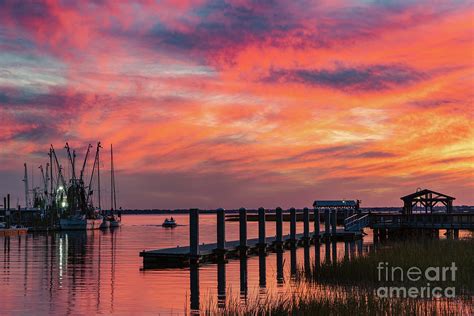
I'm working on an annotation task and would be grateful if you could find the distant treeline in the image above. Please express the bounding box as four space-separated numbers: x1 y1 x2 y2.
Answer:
120 205 474 215
120 207 402 215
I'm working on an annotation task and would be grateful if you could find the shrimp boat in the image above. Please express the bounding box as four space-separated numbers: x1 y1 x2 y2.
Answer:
162 217 177 228
57 142 107 230
18 142 118 231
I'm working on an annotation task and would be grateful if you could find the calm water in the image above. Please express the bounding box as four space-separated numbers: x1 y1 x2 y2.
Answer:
0 214 467 315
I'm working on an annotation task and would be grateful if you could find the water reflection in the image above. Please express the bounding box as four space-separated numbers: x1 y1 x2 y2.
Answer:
304 245 311 276
187 238 374 312
239 256 248 302
276 249 284 285
217 261 226 309
290 246 297 278
332 241 337 263
314 241 321 268
258 251 266 291
190 263 199 313
0 215 402 314
357 238 363 256
2 216 471 315
325 240 330 263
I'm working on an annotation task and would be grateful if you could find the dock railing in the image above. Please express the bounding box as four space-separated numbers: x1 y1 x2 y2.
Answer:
344 214 369 231
369 212 474 229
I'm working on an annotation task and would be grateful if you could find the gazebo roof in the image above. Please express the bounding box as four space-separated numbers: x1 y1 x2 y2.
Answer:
401 189 455 201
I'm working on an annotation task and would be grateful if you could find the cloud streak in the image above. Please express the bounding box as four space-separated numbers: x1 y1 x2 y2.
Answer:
264 64 426 92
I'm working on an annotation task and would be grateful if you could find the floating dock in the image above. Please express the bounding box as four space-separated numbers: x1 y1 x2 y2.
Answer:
140 207 363 268
140 230 361 268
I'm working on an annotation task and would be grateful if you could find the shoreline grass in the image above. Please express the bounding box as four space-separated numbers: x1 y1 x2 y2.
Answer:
311 238 474 294
203 236 473 315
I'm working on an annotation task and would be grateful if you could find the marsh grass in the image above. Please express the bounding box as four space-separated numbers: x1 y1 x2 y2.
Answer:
311 238 474 294
204 283 472 315
203 237 473 315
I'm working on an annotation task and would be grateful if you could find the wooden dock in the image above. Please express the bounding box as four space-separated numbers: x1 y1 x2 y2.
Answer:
140 230 361 268
140 207 363 268
139 201 474 269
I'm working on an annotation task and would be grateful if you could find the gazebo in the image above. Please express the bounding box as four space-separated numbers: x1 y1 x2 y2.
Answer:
401 189 454 214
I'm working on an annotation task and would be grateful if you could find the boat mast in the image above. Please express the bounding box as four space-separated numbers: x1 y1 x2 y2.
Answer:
113 145 117 211
65 142 77 181
86 142 102 209
110 144 117 211
39 164 49 200
97 142 102 210
51 145 66 189
49 148 54 208
110 144 113 211
80 144 93 183
23 163 30 208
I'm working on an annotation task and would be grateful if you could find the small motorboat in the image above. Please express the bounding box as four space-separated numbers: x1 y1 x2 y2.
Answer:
107 214 122 228
162 217 177 228
99 217 110 229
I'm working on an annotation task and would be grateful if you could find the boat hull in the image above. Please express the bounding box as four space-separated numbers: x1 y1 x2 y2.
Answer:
109 220 121 227
99 220 110 229
162 223 177 228
60 218 103 230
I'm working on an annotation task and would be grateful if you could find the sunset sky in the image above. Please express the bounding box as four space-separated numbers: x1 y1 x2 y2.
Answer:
0 0 473 209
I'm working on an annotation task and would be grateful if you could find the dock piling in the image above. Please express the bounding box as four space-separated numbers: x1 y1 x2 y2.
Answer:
7 194 10 229
453 229 459 239
275 207 283 248
303 207 310 244
216 208 226 255
239 208 247 254
331 209 337 236
190 208 200 261
258 207 266 248
313 208 320 240
290 207 296 244
324 209 330 237
3 197 7 229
